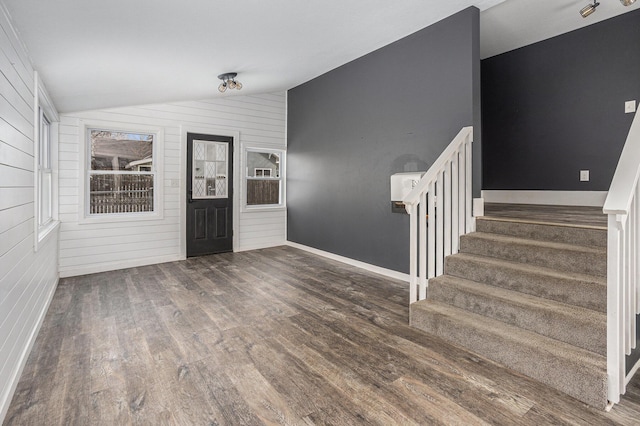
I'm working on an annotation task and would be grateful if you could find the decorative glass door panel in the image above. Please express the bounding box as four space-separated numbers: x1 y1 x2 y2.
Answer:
192 140 228 199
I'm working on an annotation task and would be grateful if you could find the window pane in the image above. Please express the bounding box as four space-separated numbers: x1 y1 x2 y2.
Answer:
39 108 51 169
39 171 52 225
89 173 154 214
193 140 228 199
90 130 153 171
247 179 280 205
247 151 279 178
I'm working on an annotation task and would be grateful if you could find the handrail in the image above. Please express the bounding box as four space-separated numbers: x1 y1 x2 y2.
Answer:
603 110 640 406
402 127 474 304
403 127 473 209
604 111 640 215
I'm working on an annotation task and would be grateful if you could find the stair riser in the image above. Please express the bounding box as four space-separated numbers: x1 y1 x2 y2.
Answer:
476 219 607 248
444 255 606 312
428 278 606 355
410 306 607 408
459 235 606 277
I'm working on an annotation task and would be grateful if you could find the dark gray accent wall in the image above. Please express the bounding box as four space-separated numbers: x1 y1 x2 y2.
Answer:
482 9 640 191
287 7 480 273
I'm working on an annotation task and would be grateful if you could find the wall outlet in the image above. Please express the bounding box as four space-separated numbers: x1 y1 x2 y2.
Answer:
580 170 590 182
626 100 637 114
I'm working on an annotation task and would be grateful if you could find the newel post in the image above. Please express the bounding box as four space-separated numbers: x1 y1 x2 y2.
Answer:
607 213 627 402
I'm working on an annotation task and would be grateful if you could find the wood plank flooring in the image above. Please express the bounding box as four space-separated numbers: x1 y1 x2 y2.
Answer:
4 246 640 425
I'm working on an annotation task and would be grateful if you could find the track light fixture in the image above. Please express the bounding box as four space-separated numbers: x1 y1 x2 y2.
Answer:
217 72 243 93
580 0 600 17
581 0 636 18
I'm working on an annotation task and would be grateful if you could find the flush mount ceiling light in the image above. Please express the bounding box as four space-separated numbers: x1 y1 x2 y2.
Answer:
580 0 600 17
217 72 243 93
581 0 636 17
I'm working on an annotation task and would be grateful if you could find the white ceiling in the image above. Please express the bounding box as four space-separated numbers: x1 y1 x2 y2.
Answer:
2 0 638 113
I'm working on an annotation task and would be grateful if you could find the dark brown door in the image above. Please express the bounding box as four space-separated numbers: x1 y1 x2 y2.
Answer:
186 133 233 257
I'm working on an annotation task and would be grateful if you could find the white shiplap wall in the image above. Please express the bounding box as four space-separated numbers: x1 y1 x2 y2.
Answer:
0 6 59 423
59 93 287 277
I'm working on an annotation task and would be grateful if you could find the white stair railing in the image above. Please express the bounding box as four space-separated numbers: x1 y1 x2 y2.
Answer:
604 110 640 405
402 127 474 304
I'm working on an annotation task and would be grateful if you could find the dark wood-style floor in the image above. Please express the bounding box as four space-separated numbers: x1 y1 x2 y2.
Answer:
5 246 640 425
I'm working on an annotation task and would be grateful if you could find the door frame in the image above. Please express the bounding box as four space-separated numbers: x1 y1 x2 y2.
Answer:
179 125 240 258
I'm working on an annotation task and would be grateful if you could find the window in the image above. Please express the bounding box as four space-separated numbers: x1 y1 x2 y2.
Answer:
37 107 52 228
86 129 157 216
34 71 59 249
244 148 285 208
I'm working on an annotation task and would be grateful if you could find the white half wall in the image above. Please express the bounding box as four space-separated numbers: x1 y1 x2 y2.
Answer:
58 93 287 277
0 6 60 423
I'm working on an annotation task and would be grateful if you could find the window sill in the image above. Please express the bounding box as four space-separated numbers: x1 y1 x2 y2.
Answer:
79 211 164 225
242 205 287 213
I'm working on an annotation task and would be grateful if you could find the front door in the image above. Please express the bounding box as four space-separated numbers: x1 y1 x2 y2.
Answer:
186 133 233 257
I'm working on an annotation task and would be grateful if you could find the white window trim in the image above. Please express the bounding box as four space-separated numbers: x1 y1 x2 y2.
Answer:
78 120 164 224
242 145 286 212
34 71 60 251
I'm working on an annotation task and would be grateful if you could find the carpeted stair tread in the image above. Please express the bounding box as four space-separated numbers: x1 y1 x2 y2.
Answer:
459 232 607 277
444 252 606 312
410 300 607 408
428 274 606 355
476 217 607 248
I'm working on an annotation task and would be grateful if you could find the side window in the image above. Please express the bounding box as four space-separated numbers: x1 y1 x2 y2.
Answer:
244 148 285 208
87 129 156 215
37 108 52 227
34 71 59 249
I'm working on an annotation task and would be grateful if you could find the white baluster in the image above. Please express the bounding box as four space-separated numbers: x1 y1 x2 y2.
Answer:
458 149 466 244
444 161 452 257
465 138 473 233
409 202 418 304
451 152 459 255
419 192 427 301
428 181 436 281
625 216 632 355
436 172 444 276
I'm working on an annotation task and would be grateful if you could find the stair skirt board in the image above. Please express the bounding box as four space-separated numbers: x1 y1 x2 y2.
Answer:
410 215 608 408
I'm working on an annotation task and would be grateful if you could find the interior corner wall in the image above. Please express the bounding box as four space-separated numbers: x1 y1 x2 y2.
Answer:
0 8 59 424
481 9 640 191
287 7 480 273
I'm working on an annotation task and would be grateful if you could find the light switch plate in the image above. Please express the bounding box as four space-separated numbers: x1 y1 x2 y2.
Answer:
580 170 589 182
626 100 637 114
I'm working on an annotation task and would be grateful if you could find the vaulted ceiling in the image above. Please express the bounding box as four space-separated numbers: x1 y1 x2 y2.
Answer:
2 0 638 113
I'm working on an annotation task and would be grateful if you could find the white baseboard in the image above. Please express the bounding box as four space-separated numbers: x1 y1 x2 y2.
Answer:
0 277 58 423
286 241 410 282
482 190 607 207
234 240 287 253
59 254 185 278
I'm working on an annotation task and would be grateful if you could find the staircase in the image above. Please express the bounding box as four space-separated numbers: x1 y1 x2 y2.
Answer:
410 206 609 408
